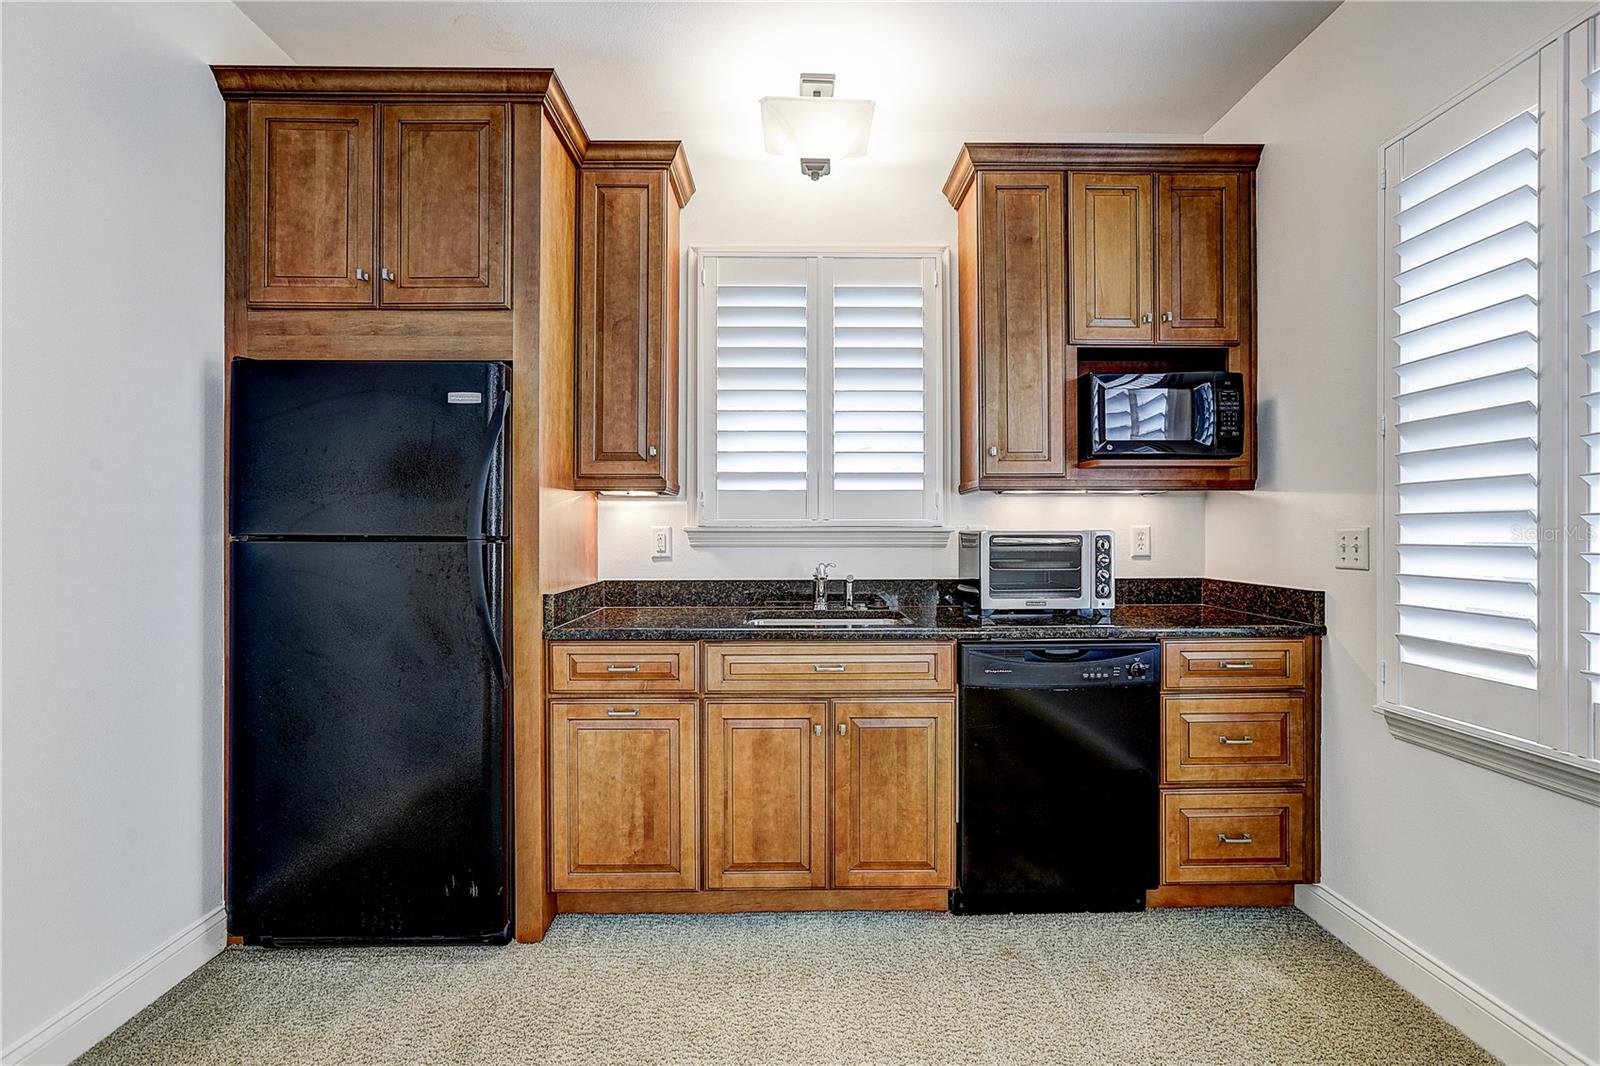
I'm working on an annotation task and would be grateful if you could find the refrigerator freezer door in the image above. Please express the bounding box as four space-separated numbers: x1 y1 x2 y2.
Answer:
228 540 508 942
230 359 506 538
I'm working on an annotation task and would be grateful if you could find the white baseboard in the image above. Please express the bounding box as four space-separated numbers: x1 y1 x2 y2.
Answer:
1 906 227 1066
1296 884 1594 1066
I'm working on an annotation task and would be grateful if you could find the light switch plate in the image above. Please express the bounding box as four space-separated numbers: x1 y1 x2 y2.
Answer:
1336 527 1369 570
650 525 672 560
1131 524 1152 559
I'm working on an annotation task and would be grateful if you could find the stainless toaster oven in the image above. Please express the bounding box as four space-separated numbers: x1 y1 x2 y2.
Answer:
958 530 1115 611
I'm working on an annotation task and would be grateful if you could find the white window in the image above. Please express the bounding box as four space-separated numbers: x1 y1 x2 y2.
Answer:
1380 29 1600 799
692 250 944 529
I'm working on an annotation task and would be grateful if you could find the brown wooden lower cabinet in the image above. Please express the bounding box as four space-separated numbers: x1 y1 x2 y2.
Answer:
704 701 829 890
548 699 698 891
1161 790 1306 884
832 700 957 889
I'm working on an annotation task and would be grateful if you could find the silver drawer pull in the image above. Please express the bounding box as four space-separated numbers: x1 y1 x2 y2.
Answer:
1217 833 1254 845
1217 735 1255 746
813 724 823 736
606 708 640 717
1219 660 1257 669
813 664 847 672
605 664 641 673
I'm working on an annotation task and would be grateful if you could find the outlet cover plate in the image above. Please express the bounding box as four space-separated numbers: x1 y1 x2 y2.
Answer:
1131 524 1152 559
650 525 672 560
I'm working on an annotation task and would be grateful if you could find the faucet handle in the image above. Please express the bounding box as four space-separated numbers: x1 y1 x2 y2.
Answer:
814 562 836 580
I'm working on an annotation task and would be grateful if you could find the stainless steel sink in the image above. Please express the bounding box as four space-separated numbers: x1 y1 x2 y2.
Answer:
742 608 910 629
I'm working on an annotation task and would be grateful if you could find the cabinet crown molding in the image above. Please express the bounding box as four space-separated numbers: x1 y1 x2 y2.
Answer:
212 65 592 161
943 142 1264 207
583 141 697 207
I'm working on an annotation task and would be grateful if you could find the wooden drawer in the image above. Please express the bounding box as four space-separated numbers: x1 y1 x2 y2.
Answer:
548 642 697 693
1162 695 1306 784
1162 790 1306 884
703 642 955 694
1163 639 1307 691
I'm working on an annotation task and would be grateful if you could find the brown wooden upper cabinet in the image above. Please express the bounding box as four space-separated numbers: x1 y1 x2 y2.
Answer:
944 143 1260 491
575 148 694 493
1070 170 1241 345
976 171 1069 482
247 101 508 308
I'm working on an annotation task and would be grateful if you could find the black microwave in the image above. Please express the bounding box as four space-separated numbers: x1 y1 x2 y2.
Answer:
1081 371 1244 460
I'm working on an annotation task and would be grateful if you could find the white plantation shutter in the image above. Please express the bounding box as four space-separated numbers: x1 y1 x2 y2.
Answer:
705 256 811 522
696 251 942 527
1383 62 1547 742
826 257 938 522
1576 54 1600 757
1380 23 1600 785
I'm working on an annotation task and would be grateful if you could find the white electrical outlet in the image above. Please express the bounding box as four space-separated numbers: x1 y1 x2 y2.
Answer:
650 525 672 560
1131 524 1152 559
1336 527 1369 570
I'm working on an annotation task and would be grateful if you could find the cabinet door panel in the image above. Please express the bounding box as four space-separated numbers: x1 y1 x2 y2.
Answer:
248 103 375 306
979 172 1068 479
832 700 955 888
380 105 507 307
705 702 828 890
1157 172 1241 343
1069 172 1154 342
549 700 697 891
576 170 669 488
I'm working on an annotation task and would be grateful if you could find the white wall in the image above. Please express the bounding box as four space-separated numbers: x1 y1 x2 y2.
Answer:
0 2 288 1055
1204 3 1600 1060
599 129 1211 580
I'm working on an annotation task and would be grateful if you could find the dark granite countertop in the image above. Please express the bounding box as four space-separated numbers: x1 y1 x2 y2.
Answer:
544 578 1325 642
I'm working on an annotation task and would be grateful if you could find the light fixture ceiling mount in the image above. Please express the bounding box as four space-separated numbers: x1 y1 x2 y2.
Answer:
760 73 874 181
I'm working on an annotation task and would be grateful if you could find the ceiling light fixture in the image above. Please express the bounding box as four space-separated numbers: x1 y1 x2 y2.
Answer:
760 73 874 181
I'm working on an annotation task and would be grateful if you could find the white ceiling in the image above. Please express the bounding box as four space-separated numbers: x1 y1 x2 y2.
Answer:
234 1 1339 143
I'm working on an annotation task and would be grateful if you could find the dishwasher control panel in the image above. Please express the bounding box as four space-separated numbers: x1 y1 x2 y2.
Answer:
961 643 1161 689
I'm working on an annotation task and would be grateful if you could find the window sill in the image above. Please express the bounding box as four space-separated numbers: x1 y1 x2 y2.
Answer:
1376 702 1600 806
683 526 954 548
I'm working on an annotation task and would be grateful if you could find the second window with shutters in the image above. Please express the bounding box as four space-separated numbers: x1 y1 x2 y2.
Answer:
693 251 943 527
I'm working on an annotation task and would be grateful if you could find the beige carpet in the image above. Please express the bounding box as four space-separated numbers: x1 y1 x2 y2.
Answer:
76 908 1496 1065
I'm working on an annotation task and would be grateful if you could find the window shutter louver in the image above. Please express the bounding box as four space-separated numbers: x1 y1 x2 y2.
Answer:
1393 108 1541 689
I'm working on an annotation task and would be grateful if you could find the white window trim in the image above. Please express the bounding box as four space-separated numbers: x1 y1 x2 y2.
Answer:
684 246 954 544
1375 6 1600 803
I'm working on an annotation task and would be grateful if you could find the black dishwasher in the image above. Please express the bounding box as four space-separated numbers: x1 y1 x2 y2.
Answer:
953 642 1160 914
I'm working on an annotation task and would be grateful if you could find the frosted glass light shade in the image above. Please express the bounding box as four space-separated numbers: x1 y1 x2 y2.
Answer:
760 96 875 159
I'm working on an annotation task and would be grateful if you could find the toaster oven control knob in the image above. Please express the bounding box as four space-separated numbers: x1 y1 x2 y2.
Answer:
1097 553 1110 566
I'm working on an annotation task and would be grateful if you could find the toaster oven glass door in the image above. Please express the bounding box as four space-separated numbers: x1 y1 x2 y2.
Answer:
987 536 1083 599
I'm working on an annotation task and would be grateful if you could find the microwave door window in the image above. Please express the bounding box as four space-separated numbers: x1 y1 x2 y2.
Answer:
1104 389 1192 444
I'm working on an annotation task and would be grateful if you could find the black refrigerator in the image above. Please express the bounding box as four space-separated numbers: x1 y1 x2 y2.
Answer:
228 359 511 944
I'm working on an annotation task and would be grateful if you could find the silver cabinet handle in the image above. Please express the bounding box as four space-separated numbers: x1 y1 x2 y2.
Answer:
606 708 640 717
1217 833 1253 845
1161 311 1173 322
1219 661 1256 670
1141 313 1152 323
813 663 847 672
1217 735 1255 745
837 723 847 735
605 664 641 673
647 445 658 457
988 445 999 457
813 724 823 736
381 267 396 282
355 267 370 282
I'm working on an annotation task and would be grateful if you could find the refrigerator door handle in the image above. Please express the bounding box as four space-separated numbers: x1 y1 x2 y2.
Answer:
470 386 510 539
468 542 509 686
